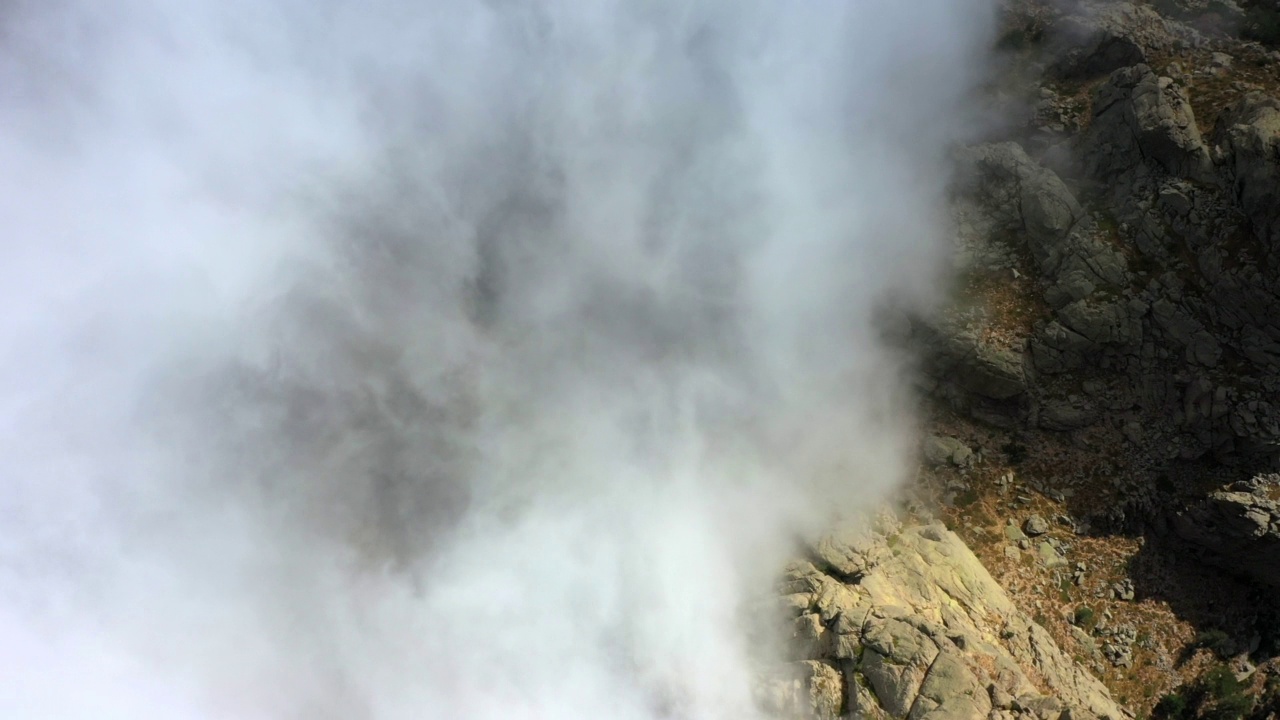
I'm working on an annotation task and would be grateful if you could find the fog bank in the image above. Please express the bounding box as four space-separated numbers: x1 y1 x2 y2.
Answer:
0 1 993 717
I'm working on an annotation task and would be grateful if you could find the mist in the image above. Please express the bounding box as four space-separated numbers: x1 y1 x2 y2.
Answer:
0 1 994 718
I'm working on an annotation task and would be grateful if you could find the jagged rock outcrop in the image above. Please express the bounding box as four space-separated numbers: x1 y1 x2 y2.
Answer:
1084 64 1215 182
917 318 1029 428
1152 0 1246 29
954 140 1132 299
758 661 849 720
1172 473 1280 588
906 0 1280 714
943 141 1142 430
953 143 1128 308
761 522 1129 720
941 48 1280 458
1046 2 1187 80
1213 92 1280 246
954 142 1086 263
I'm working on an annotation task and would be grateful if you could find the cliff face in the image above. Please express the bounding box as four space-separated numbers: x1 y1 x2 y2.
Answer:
767 1 1280 717
934 29 1280 469
937 0 1280 589
760 520 1128 720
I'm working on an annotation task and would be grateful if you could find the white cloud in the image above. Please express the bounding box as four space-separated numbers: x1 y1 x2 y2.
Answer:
0 1 994 717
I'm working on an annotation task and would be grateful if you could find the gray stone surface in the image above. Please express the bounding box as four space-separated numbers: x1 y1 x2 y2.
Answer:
924 436 975 468
1047 2 1183 79
1023 515 1050 537
1084 64 1214 182
1214 93 1280 246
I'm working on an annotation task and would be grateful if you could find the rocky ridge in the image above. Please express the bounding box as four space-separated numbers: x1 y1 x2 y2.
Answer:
770 1 1280 717
759 518 1128 720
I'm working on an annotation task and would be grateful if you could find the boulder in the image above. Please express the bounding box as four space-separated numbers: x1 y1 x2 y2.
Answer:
1172 473 1280 588
811 524 888 580
950 340 1028 402
1024 515 1051 537
1047 2 1182 79
908 652 990 720
1084 64 1214 183
756 660 845 720
1151 0 1246 34
954 143 1130 313
954 142 1085 274
1030 320 1094 374
1057 298 1144 349
1213 93 1280 246
774 522 1129 720
862 616 942 717
924 435 976 468
1040 396 1101 431
915 319 1029 427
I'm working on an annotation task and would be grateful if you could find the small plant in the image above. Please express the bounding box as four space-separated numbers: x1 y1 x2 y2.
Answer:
1196 629 1235 657
1155 692 1188 720
1202 666 1253 720
1073 606 1096 628
954 488 980 508
1203 666 1242 699
1153 666 1256 720
1266 672 1280 697
1002 441 1028 465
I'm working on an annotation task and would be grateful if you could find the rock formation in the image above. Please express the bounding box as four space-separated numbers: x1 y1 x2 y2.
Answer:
771 0 1280 716
1173 473 1280 589
760 520 1129 719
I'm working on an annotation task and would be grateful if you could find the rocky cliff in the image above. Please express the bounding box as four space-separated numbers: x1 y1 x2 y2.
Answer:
767 1 1280 717
760 519 1129 720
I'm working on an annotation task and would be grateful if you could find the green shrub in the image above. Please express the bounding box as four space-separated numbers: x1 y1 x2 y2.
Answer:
1155 692 1188 720
1073 606 1096 628
1153 665 1254 720
954 488 980 508
1196 629 1235 657
1204 693 1253 720
1201 666 1253 720
1204 666 1243 698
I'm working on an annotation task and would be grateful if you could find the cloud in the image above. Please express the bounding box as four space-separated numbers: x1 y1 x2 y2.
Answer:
0 1 994 717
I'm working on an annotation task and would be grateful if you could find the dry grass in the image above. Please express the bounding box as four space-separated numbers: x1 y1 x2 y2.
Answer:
1161 49 1280 137
946 238 1051 352
912 364 1262 710
919 400 1264 716
932 465 1195 715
